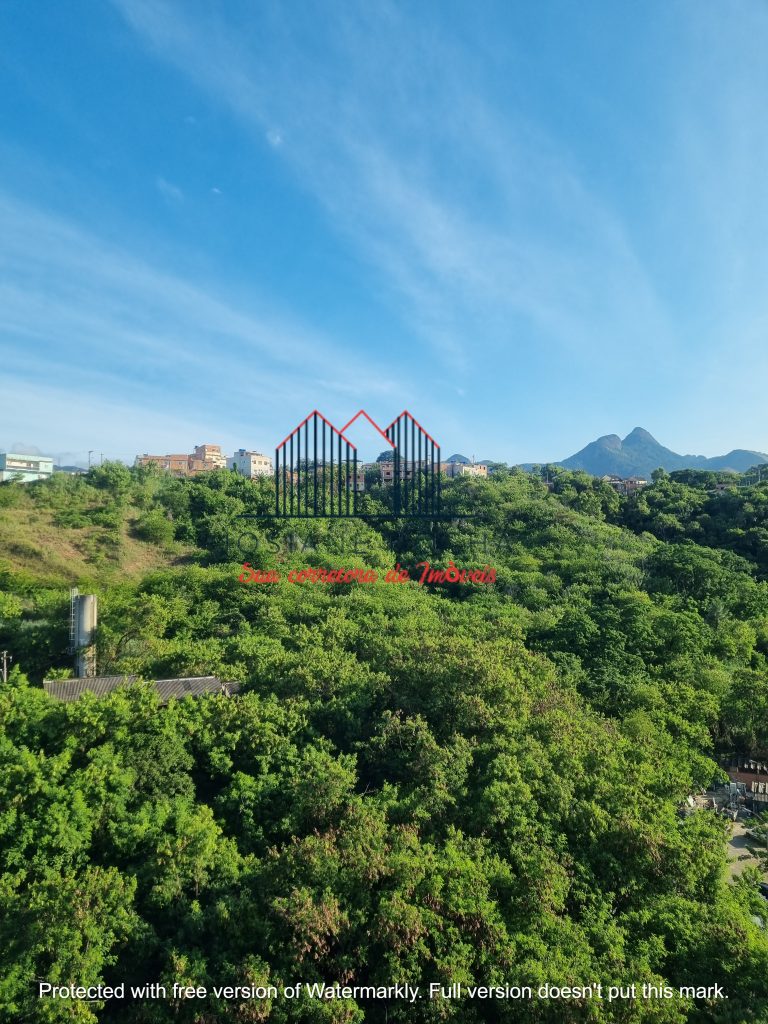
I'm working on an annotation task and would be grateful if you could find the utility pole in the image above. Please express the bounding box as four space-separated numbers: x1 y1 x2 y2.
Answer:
1 650 11 683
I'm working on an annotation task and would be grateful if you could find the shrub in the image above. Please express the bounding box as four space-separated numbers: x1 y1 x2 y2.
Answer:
133 509 175 546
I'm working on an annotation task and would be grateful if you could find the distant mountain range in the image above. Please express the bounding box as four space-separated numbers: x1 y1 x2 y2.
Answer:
544 427 768 478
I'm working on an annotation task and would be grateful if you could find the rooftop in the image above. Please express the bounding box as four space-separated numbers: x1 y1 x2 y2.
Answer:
43 674 240 703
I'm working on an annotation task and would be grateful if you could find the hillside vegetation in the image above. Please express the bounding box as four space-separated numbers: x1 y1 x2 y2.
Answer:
1 463 767 1023
0 465 197 586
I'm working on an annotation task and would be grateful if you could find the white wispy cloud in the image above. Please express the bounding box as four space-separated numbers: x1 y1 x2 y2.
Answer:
109 0 677 379
155 175 183 202
7 1 768 459
0 190 403 456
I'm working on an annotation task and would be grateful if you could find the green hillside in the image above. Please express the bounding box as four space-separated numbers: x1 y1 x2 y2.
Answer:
0 482 196 588
1 464 767 1023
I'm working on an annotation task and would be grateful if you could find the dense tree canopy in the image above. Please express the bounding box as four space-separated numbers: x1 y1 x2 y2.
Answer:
1 466 767 1022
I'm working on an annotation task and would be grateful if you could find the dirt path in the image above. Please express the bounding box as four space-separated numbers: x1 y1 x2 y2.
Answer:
726 822 766 879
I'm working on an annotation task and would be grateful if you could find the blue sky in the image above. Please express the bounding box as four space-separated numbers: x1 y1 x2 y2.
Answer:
1 0 767 465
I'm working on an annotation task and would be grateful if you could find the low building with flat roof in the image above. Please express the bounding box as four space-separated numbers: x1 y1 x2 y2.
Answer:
0 452 54 483
442 461 488 478
136 444 227 477
602 475 649 496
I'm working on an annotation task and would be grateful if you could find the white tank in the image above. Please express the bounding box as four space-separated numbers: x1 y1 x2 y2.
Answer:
75 594 98 677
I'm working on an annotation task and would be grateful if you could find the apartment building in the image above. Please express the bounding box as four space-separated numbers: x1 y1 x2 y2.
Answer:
228 449 273 478
192 444 226 469
379 460 420 484
0 452 54 483
137 443 226 477
377 459 487 484
135 454 188 475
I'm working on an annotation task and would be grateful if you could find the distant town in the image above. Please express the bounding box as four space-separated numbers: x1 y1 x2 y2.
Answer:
6 424 766 492
0 443 659 496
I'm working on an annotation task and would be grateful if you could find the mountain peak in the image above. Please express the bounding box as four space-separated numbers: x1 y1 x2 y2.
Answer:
557 428 768 477
623 427 658 446
595 434 622 449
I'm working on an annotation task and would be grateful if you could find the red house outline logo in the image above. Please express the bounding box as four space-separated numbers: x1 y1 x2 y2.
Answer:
274 409 441 518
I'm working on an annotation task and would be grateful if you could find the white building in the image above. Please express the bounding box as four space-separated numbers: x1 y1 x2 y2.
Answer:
228 449 273 478
0 452 54 483
443 461 488 478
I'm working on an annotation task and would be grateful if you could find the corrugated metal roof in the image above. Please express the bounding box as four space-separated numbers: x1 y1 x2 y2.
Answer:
43 675 137 701
43 675 241 703
154 676 240 701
